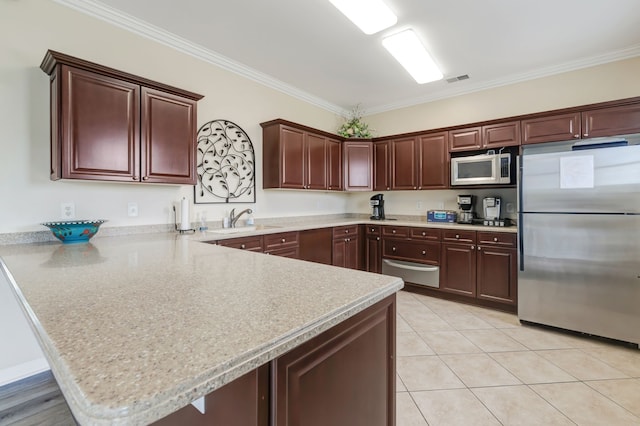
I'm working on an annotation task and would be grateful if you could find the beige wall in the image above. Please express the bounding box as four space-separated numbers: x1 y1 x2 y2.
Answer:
0 0 348 234
1 1 639 236
364 57 640 137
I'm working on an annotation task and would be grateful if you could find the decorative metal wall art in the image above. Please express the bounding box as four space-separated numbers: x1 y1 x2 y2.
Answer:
194 119 256 204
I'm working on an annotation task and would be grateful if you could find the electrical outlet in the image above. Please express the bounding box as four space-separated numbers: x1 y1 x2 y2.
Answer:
128 202 139 217
60 202 75 219
436 201 445 210
416 201 423 210
506 203 515 213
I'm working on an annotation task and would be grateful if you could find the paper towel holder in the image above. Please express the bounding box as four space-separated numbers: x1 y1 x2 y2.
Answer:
173 204 195 234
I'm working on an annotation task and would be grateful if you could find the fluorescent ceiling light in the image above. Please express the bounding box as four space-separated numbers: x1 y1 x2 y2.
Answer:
382 29 443 84
328 0 397 35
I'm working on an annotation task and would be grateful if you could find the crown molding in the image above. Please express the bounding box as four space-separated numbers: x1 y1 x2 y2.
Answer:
51 0 640 119
52 0 349 116
365 44 640 116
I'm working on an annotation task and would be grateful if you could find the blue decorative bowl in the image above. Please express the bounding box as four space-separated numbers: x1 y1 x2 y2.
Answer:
41 220 107 244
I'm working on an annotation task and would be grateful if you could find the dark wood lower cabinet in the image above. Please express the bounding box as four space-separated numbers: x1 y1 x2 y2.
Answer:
476 245 517 305
440 242 477 297
153 295 396 426
272 295 395 426
153 365 269 426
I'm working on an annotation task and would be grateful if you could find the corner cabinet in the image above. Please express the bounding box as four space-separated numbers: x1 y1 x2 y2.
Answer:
261 120 345 191
40 50 203 184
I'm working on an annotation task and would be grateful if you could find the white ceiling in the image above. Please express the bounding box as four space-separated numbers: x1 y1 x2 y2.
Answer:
59 0 640 115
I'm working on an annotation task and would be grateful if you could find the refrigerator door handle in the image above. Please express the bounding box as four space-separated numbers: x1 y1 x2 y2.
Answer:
517 154 524 271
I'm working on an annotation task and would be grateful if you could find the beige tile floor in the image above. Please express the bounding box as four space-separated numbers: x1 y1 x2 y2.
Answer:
395 291 640 426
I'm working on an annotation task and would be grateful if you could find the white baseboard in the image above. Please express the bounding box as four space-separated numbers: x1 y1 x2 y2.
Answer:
0 358 50 387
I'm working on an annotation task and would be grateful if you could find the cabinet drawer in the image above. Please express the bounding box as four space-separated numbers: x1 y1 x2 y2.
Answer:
365 225 382 236
477 231 516 247
264 232 299 250
265 246 300 258
333 225 359 239
442 230 476 244
382 239 440 265
217 236 263 251
410 227 441 241
382 226 410 238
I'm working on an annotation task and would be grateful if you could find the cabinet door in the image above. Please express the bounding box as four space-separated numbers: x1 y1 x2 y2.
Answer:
448 127 481 152
305 133 328 190
141 88 197 184
217 236 263 252
279 126 306 189
521 113 581 145
440 243 476 297
272 296 395 426
343 141 373 191
327 138 343 191
483 121 520 148
59 65 140 181
332 238 347 268
417 132 448 189
476 246 517 305
391 137 418 190
582 104 640 138
373 141 391 191
366 235 382 273
345 237 359 270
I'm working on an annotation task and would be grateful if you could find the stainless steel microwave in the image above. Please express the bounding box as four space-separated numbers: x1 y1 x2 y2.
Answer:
451 152 511 186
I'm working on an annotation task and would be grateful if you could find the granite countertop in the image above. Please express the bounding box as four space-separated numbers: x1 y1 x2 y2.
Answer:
194 216 517 241
0 233 403 425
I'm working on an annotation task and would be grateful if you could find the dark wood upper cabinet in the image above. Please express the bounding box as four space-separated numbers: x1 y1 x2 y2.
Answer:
522 104 640 145
521 113 581 145
582 103 640 138
482 121 521 149
41 50 202 184
141 87 197 184
448 127 482 152
305 133 328 190
391 137 418 190
327 138 343 191
450 123 520 152
343 140 373 191
263 120 356 191
417 131 448 189
373 140 391 191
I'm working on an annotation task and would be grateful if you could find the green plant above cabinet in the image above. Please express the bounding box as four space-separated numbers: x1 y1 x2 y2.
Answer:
41 50 203 184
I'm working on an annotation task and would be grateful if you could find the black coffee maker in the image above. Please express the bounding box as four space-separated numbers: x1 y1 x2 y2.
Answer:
370 194 385 220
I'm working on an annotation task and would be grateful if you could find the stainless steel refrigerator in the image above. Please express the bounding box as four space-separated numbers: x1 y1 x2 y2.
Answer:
518 136 640 346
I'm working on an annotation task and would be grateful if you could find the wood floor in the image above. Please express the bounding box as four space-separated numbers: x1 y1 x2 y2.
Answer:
0 371 75 426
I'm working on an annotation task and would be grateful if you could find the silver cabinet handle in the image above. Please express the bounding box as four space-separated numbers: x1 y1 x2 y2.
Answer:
132 176 138 181
421 250 426 255
281 238 286 243
240 244 246 249
392 247 396 252
142 176 149 181
471 245 475 250
493 237 498 242
478 246 482 250
455 234 460 239
376 237 380 241
392 229 396 234
574 134 580 138
382 259 439 272
584 133 589 137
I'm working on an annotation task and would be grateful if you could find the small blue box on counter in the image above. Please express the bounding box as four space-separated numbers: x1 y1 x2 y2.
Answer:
427 210 457 223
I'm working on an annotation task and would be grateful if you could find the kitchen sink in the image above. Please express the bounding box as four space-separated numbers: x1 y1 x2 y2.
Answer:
205 225 281 234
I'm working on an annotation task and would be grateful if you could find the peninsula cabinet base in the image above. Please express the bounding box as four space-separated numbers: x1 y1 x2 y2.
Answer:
154 295 397 426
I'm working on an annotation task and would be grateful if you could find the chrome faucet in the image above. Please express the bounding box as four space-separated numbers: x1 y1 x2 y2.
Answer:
229 208 253 228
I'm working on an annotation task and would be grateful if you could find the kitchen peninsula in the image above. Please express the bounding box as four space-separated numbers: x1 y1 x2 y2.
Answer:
0 234 402 425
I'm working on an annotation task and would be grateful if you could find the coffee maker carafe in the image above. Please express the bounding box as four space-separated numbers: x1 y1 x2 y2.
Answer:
457 195 475 224
370 194 385 220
